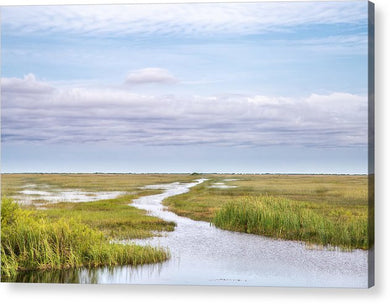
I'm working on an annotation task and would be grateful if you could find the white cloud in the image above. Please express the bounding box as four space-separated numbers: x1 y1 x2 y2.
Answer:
1 2 367 38
125 68 178 85
1 73 55 95
1 75 368 148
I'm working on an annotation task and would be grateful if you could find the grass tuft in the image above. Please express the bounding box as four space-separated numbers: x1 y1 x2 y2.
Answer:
163 174 369 250
213 195 368 250
1 198 169 280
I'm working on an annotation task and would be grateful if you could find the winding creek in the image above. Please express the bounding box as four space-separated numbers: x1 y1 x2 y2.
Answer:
15 179 368 287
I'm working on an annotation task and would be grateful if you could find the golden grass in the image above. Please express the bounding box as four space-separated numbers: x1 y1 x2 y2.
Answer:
1 173 196 196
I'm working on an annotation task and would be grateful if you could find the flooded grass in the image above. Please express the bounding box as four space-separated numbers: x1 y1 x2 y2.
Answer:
1 198 170 280
14 187 126 205
1 173 196 197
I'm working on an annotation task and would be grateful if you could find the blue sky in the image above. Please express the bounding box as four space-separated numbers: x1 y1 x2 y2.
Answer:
1 1 369 173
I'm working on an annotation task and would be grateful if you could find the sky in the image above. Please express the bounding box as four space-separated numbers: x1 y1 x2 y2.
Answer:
1 1 370 174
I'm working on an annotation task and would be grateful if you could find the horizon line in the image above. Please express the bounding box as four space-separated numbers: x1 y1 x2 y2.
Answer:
0 172 369 175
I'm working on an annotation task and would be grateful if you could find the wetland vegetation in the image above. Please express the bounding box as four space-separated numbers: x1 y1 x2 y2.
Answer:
1 173 369 281
164 174 369 249
1 174 194 280
1 198 170 279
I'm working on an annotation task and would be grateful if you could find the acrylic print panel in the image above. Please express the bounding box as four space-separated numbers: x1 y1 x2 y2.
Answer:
0 1 374 287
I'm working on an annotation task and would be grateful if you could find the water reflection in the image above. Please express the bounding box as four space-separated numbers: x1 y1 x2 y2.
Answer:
5 263 168 284
5 268 85 284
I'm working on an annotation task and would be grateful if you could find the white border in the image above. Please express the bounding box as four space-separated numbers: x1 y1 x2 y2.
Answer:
0 0 389 303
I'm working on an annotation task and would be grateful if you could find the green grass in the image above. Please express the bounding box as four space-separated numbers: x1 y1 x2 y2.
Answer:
1 173 370 280
1 174 197 280
213 195 368 250
163 174 369 249
39 192 176 240
1 198 170 279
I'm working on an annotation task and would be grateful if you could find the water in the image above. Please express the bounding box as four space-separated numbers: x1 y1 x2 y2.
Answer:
11 179 368 287
13 184 125 206
208 182 237 189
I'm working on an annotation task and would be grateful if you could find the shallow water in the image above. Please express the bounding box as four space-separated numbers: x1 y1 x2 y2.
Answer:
208 180 238 189
209 183 237 189
13 184 125 205
11 179 368 287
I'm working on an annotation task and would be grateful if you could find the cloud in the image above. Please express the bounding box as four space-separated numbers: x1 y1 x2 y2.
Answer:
1 75 367 148
1 2 367 38
125 68 178 85
1 73 55 95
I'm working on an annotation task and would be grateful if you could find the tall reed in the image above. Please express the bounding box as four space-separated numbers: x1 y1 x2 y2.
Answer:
213 195 367 250
1 198 169 279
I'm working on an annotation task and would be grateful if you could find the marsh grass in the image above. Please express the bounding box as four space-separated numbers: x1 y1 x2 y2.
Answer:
1 173 196 196
213 196 367 250
39 192 176 239
1 198 169 279
1 174 202 280
164 174 369 249
1 174 193 280
1 173 370 280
